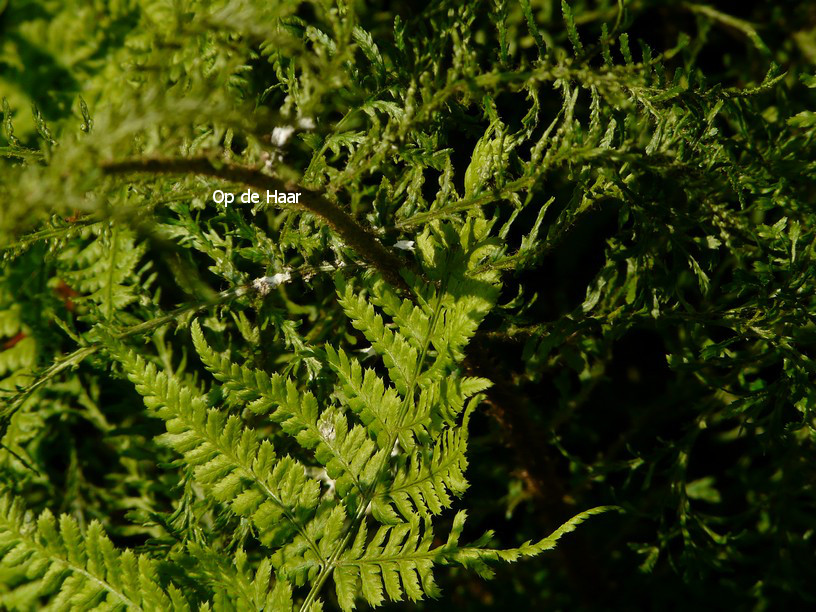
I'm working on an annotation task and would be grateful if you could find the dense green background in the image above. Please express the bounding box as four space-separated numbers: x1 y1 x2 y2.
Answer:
2 0 816 609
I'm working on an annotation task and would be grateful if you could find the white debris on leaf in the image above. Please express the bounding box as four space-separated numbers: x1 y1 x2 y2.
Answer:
356 346 376 360
393 240 415 251
261 150 279 170
309 467 336 498
252 271 291 296
318 418 336 443
270 125 296 147
297 116 316 130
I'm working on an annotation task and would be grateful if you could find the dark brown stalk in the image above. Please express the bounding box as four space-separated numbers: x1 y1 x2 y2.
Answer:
101 157 410 291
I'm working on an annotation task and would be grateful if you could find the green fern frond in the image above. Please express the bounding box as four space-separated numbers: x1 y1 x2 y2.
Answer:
192 321 384 508
324 345 415 450
335 276 420 397
58 222 152 321
185 543 294 611
371 422 470 522
334 517 440 609
191 319 281 412
1 217 101 261
107 340 322 550
366 275 433 353
443 506 621 579
561 1 584 56
0 492 185 611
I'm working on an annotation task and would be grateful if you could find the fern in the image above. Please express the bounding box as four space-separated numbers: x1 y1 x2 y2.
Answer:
3 0 813 609
57 222 154 321
0 494 186 610
107 340 322 551
91 211 609 609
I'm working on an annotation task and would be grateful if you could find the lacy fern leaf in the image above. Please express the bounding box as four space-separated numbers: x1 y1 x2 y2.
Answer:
21 0 808 607
0 493 185 611
107 341 322 550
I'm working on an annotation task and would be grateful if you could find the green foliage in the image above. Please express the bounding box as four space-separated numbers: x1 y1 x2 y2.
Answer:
1 0 816 609
0 494 188 610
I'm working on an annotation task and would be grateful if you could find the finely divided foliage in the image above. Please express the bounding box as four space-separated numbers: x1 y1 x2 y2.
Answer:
1 0 815 609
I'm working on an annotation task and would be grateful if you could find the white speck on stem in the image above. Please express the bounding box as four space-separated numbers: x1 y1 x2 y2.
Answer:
252 271 291 296
393 240 415 251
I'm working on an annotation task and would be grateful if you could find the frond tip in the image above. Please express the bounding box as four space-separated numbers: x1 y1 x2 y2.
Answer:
494 505 622 561
442 506 621 578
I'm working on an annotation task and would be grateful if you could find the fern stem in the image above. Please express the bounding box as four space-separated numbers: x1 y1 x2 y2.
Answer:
104 223 119 320
64 563 140 611
299 284 447 610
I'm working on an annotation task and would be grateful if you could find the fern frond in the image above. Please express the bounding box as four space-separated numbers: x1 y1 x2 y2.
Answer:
366 275 433 352
58 222 152 321
191 319 280 412
442 506 620 578
335 276 420 396
434 376 492 427
107 341 322 550
371 423 469 522
324 345 415 450
186 543 294 612
493 506 622 561
192 321 384 507
0 492 185 611
1 217 101 260
416 219 502 366
334 517 440 610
